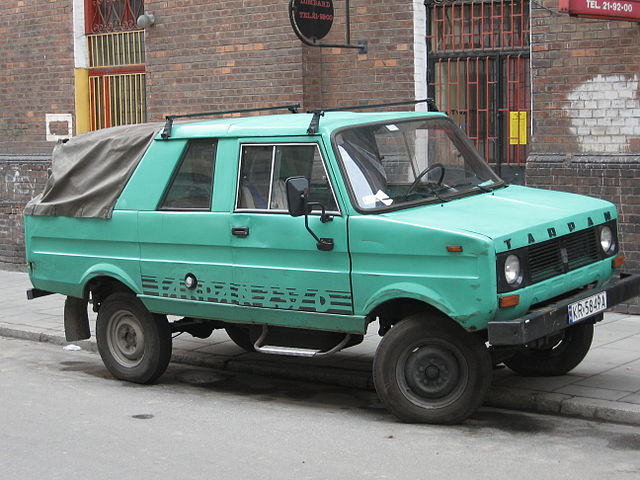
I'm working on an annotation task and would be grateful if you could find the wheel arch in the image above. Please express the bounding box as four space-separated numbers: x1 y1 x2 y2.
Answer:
363 283 456 335
79 263 141 304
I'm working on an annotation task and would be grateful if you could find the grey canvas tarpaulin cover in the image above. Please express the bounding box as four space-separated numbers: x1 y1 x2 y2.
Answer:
25 122 161 219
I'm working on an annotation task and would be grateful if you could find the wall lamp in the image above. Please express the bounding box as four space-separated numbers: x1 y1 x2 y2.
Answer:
136 12 155 29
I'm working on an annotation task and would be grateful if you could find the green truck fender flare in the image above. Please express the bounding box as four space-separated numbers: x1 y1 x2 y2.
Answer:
361 282 454 320
79 263 142 298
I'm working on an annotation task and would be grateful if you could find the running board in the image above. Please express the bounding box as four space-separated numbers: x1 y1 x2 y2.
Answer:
253 326 352 358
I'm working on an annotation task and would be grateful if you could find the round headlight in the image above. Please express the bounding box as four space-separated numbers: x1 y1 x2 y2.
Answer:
600 226 614 254
504 254 522 285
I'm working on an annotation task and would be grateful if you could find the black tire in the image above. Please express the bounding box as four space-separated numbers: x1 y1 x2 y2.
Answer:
225 325 255 352
373 315 492 424
504 322 594 376
96 293 172 384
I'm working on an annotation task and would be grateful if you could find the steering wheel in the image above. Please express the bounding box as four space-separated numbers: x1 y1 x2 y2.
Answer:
405 163 446 197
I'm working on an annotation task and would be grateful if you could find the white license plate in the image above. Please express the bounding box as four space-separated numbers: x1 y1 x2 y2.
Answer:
568 292 607 324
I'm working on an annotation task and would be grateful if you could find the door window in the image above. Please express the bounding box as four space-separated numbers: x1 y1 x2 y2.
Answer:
236 144 338 213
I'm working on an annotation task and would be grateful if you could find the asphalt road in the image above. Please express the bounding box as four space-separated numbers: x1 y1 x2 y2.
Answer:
1 336 639 480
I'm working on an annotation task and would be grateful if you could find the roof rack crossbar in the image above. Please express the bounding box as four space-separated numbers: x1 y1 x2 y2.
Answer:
322 98 438 113
161 103 301 140
306 98 438 135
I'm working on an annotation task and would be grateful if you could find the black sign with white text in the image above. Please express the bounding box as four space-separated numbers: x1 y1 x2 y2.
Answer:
290 0 334 42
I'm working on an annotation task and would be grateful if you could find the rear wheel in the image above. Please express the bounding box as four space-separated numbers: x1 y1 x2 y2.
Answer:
504 322 594 376
96 293 172 384
373 315 492 424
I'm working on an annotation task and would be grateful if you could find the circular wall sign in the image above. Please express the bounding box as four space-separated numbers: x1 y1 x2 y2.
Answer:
290 0 334 42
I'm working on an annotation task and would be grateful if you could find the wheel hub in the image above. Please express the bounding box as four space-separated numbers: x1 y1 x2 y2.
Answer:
404 346 460 399
109 312 145 366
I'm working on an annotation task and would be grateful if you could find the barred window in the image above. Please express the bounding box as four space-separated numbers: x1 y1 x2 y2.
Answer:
86 0 144 33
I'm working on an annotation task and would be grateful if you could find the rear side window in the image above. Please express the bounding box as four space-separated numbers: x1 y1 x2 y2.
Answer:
236 143 338 212
160 140 217 210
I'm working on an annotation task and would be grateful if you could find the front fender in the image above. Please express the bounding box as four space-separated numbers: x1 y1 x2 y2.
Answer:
362 282 454 319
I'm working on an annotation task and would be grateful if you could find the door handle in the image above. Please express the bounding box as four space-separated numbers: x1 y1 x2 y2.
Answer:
232 227 249 237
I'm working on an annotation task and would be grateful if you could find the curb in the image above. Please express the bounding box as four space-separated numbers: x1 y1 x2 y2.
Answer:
2 327 640 426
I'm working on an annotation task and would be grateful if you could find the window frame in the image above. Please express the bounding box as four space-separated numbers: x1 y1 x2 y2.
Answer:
158 139 218 212
234 142 341 215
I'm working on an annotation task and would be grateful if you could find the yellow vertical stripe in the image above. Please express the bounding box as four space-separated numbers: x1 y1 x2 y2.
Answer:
74 68 90 134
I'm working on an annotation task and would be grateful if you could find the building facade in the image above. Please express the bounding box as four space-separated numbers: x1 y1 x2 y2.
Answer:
1 0 638 310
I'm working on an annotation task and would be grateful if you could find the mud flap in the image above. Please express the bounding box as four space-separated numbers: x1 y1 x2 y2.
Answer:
64 296 91 341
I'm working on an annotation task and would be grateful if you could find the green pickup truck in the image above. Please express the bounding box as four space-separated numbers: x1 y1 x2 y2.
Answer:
24 104 640 424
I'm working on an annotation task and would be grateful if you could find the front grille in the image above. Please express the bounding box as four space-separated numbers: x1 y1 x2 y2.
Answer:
528 228 600 284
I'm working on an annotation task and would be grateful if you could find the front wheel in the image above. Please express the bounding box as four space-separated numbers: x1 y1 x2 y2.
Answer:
96 293 172 384
504 322 594 376
373 315 492 424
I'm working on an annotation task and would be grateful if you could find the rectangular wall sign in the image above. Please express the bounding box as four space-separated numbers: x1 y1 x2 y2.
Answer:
559 0 640 22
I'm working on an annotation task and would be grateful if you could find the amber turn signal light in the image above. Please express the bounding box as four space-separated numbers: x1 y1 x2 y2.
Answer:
612 256 625 269
446 245 463 253
499 295 520 308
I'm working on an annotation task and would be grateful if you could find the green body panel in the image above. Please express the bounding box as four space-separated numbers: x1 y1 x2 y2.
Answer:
24 110 620 337
139 295 366 334
347 185 616 331
411 185 617 253
24 211 141 298
348 213 496 329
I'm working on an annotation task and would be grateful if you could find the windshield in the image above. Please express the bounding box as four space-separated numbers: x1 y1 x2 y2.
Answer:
334 117 503 211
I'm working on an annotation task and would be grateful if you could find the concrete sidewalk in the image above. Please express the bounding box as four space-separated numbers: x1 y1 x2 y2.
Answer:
2 269 640 425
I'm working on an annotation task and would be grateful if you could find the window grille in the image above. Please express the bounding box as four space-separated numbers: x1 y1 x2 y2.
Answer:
85 3 146 130
427 0 531 169
89 73 146 130
85 0 144 33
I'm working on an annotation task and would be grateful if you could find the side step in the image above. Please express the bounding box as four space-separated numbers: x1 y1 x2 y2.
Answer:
253 326 352 358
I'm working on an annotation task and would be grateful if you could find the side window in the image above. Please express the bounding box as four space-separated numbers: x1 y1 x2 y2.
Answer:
160 140 217 210
236 144 338 212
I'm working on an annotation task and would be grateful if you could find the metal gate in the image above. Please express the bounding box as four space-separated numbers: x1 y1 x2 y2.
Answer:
426 0 530 176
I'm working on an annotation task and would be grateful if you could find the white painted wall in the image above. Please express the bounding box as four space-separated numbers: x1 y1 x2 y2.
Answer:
413 0 427 110
564 74 640 154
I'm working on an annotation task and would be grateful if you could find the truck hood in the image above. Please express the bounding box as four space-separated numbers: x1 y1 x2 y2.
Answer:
382 185 616 252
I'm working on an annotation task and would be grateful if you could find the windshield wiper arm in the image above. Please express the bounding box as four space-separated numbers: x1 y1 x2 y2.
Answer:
447 182 492 193
400 185 449 203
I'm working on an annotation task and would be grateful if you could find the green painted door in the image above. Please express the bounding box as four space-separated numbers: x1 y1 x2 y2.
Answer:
230 142 353 319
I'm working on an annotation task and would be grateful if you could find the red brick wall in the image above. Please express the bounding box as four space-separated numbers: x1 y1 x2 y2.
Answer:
143 0 417 118
303 0 417 110
529 2 640 155
527 2 640 311
0 0 75 154
143 0 306 119
0 157 50 269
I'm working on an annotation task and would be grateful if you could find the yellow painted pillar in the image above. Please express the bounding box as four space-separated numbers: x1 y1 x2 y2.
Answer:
74 68 90 134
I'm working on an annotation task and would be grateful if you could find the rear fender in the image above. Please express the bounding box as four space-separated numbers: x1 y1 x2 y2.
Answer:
79 263 142 299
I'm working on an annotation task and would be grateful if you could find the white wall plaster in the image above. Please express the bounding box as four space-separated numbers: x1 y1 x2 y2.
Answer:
73 0 88 68
413 1 427 110
46 114 73 142
565 74 640 153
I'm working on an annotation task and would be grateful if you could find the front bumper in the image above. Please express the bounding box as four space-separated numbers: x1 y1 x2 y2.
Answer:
488 273 640 346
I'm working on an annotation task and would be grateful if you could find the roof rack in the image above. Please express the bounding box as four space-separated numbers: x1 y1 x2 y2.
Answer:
306 98 438 134
160 104 300 140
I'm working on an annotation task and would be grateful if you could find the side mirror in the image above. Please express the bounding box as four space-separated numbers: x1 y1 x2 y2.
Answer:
284 176 334 251
285 176 310 217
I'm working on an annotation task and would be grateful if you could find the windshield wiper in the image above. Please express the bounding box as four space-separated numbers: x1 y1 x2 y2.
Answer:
447 182 492 193
400 184 449 203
